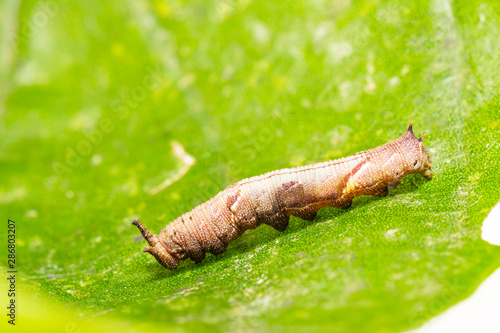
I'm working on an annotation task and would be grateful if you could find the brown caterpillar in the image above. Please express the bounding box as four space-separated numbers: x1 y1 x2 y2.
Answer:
132 124 432 270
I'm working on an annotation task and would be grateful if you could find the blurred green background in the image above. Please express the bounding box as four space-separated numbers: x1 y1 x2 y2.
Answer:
1 0 500 332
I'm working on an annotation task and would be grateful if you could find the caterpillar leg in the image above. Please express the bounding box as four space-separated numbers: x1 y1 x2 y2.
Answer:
283 207 318 221
338 200 352 209
373 186 389 197
264 213 290 231
296 210 317 221
132 219 179 270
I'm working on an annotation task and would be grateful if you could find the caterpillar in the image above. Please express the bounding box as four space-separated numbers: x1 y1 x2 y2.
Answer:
132 123 432 270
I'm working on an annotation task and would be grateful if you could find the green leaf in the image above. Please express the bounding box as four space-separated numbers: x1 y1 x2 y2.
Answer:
1 0 499 332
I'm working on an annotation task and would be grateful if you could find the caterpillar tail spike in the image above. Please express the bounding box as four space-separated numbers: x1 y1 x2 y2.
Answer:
132 219 178 269
131 219 154 245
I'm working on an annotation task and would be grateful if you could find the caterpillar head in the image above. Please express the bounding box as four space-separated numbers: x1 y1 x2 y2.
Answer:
401 123 432 180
